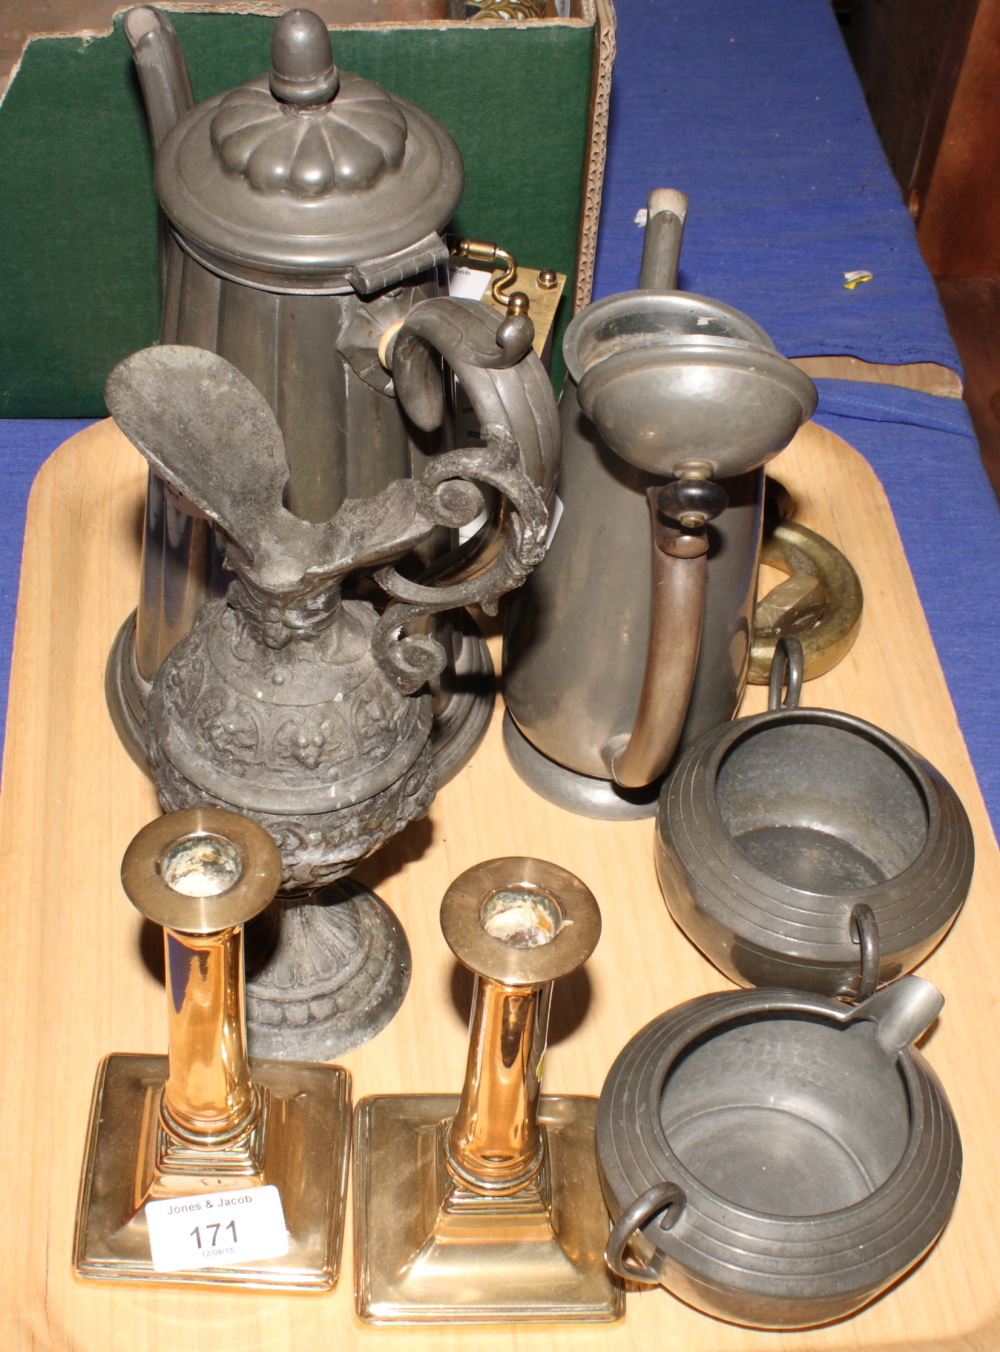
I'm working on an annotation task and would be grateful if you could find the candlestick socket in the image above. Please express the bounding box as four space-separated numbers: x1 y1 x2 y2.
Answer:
121 806 282 934
441 856 601 987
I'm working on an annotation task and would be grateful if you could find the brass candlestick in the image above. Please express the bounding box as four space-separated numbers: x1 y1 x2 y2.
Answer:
354 858 624 1323
74 807 351 1289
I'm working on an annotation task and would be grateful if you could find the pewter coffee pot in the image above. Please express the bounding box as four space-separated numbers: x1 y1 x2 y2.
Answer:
503 189 817 818
109 6 559 780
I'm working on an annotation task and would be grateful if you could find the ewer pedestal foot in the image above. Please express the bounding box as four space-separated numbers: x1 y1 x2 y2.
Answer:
245 880 411 1061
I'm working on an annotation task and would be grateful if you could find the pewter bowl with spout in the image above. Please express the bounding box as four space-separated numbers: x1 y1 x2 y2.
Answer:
597 977 961 1328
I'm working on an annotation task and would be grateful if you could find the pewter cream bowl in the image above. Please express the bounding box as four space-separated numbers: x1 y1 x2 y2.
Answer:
597 979 961 1328
655 680 973 998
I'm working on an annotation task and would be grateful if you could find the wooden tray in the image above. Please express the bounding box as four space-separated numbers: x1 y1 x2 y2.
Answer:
2 419 998 1351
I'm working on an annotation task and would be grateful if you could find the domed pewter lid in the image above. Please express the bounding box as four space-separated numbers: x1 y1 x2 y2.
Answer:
154 8 464 293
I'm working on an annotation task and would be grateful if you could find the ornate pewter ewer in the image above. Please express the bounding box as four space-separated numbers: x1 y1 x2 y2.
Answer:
598 977 961 1327
106 294 550 1058
503 189 820 819
109 6 558 783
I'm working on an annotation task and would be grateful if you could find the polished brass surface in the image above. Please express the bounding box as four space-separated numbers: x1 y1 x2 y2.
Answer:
449 237 519 308
748 515 864 683
440 857 601 987
446 976 551 1192
505 291 532 317
75 807 352 1288
120 807 282 934
483 264 567 358
354 1094 624 1324
121 807 280 1152
354 857 621 1323
75 1053 351 1289
448 239 571 340
160 927 259 1145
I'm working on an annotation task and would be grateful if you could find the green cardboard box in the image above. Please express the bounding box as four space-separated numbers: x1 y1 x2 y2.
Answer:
0 0 614 415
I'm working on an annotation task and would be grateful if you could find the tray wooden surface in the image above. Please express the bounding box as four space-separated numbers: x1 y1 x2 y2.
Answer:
1 418 999 1352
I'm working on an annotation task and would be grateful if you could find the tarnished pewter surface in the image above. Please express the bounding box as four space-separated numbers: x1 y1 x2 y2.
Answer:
597 979 961 1328
106 301 550 1055
107 335 547 885
245 880 412 1061
504 190 816 813
111 7 557 794
656 638 973 998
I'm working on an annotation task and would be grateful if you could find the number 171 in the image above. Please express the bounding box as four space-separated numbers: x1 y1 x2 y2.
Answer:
190 1219 238 1249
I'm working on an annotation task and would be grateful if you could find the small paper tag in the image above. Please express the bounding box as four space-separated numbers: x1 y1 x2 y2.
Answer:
544 494 564 552
457 506 489 544
448 263 492 302
145 1185 289 1273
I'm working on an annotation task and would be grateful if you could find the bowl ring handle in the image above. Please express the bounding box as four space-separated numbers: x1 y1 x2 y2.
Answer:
851 902 881 1001
605 1181 686 1283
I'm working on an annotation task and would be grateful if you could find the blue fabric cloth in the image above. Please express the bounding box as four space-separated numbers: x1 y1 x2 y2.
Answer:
811 381 1000 828
0 420 95 762
594 0 961 375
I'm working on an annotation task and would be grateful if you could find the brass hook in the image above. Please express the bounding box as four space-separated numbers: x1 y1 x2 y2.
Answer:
449 237 529 315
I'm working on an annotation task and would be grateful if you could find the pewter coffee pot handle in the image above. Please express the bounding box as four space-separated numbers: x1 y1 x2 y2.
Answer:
606 475 727 788
598 191 730 788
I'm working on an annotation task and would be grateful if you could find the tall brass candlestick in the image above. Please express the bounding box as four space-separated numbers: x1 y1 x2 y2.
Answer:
120 814 274 1163
75 807 352 1290
354 858 624 1324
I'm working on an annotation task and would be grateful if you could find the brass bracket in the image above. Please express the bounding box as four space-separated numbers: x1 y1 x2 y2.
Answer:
449 236 520 309
748 488 864 685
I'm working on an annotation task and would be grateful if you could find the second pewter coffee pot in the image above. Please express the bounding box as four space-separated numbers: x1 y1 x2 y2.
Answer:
108 5 559 783
503 190 819 818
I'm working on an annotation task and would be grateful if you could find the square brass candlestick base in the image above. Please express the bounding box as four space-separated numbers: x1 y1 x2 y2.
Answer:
353 1093 624 1324
75 1053 351 1290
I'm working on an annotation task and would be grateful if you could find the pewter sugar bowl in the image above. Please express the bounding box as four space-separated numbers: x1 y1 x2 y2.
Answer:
656 637 974 997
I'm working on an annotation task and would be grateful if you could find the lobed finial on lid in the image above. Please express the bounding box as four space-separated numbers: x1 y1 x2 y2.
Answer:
269 9 340 106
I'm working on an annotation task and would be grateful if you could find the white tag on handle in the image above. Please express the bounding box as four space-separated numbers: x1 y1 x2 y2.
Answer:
145 1185 289 1273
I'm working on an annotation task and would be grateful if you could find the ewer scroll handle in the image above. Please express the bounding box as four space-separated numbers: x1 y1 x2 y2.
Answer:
373 297 551 694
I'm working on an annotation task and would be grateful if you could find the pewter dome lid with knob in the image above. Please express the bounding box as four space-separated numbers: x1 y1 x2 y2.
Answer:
154 8 464 292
